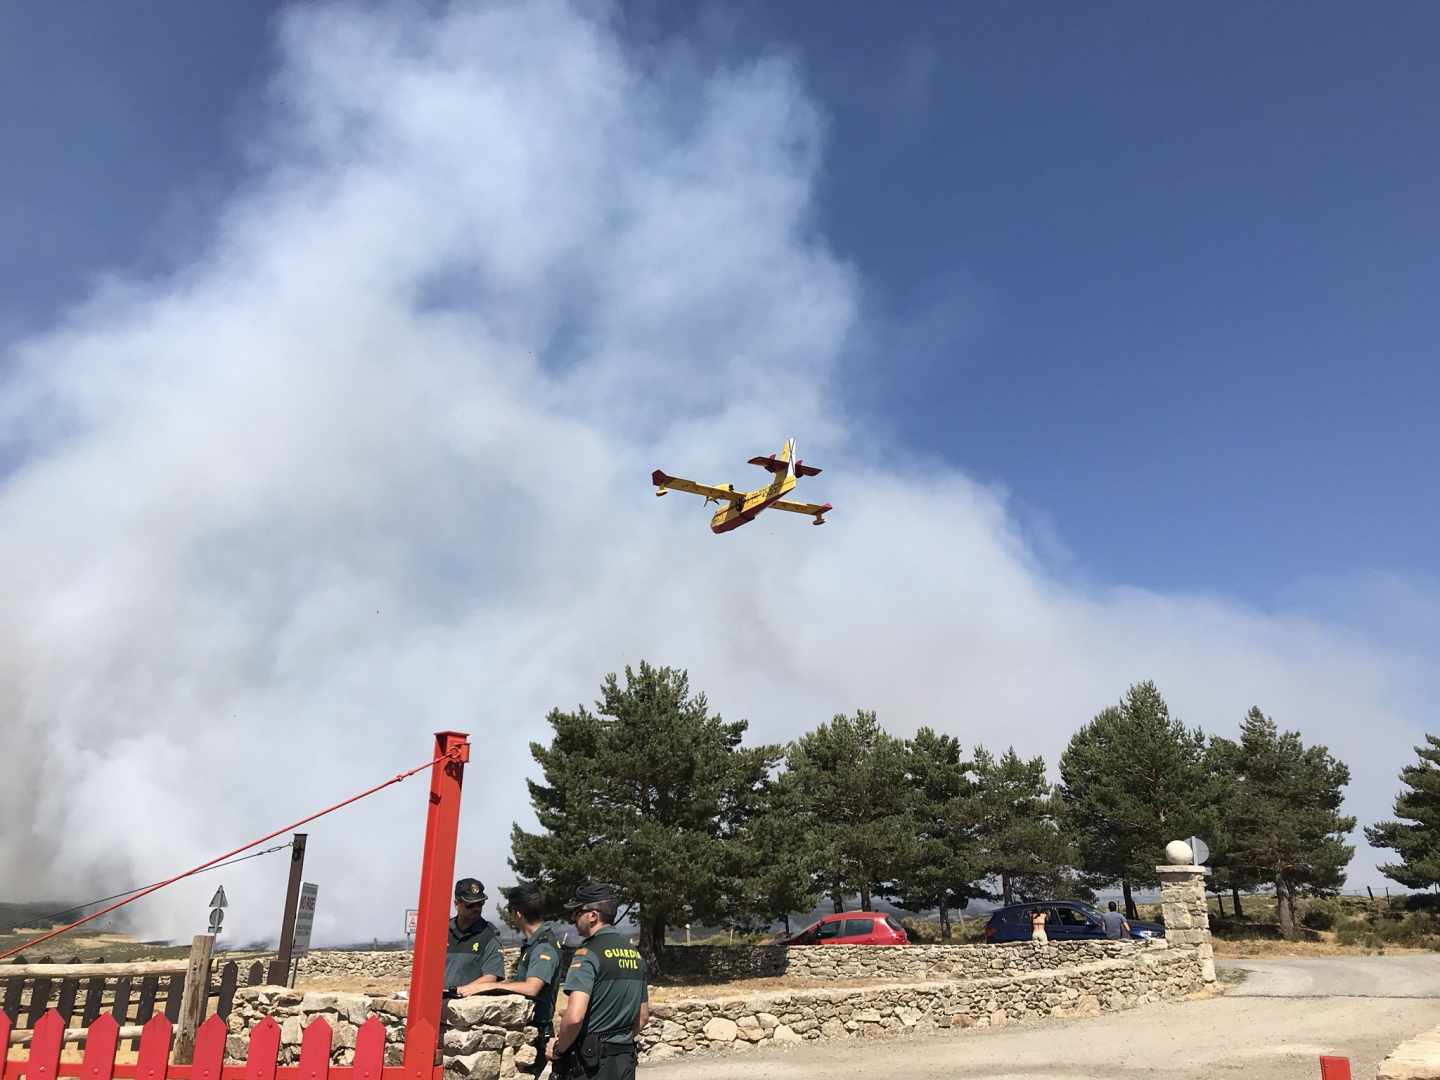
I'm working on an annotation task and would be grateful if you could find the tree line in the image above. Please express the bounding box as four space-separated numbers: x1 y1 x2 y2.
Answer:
508 661 1417 969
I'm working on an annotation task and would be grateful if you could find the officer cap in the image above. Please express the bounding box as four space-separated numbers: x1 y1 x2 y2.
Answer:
563 882 619 911
501 883 543 909
454 878 487 905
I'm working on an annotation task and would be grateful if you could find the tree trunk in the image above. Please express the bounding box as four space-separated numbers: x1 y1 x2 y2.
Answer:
1215 890 1226 918
1002 874 1014 907
859 884 872 912
1231 884 1244 919
1122 879 1137 921
639 912 667 977
938 902 951 941
1276 879 1296 940
782 913 791 936
831 890 844 914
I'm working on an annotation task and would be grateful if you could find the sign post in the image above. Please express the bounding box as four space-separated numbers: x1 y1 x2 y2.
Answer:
405 909 418 945
287 883 319 987
207 885 228 938
268 833 308 985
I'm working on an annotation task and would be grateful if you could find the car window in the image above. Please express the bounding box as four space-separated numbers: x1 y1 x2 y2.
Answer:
1056 907 1089 927
884 915 904 932
843 918 874 937
816 920 842 939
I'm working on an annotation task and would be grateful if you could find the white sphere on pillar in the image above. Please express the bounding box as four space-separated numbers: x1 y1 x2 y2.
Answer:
1164 840 1194 865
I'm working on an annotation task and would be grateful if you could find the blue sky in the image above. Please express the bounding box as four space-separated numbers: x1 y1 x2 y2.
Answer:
5 2 1437 601
2 3 1437 931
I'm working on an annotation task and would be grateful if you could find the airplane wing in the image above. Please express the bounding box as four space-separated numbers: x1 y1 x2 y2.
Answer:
771 498 833 524
652 470 745 503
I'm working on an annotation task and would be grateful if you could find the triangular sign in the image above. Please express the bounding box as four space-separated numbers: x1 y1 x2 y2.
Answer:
209 886 228 909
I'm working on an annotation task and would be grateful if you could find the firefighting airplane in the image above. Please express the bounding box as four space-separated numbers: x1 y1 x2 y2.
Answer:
652 438 832 533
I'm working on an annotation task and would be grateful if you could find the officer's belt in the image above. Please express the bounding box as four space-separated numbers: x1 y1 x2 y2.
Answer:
570 1028 635 1058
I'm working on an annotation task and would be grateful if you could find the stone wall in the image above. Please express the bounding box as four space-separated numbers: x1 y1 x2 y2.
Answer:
296 948 520 986
224 988 537 1079
663 940 1139 982
295 951 413 984
642 942 1206 1061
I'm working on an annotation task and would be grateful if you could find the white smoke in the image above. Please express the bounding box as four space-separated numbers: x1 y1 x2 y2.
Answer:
1 0 1432 945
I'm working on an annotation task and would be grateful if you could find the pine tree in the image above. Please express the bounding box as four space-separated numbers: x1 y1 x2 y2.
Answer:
1224 707 1355 939
1365 734 1440 891
893 728 985 938
1201 735 1266 918
971 746 1075 905
784 711 916 911
1058 681 1210 919
733 770 821 934
508 662 779 971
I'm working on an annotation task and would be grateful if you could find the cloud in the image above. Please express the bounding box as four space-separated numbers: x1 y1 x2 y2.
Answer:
1 0 1432 945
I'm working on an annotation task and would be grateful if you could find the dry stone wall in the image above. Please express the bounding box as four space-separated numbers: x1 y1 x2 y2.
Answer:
225 988 537 1080
642 942 1206 1062
298 941 1137 986
664 940 1140 982
296 948 520 986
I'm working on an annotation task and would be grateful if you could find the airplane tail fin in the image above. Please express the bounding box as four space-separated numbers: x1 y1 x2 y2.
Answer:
790 437 822 477
749 437 817 476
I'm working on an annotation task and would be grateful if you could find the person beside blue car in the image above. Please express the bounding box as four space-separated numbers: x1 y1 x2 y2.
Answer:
984 900 1163 943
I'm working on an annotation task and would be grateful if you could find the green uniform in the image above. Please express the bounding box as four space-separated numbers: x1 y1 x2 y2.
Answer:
559 927 648 1079
444 915 505 988
513 921 568 1025
512 921 567 1074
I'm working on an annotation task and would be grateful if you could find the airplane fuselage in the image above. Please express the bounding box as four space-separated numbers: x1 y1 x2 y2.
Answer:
709 473 796 533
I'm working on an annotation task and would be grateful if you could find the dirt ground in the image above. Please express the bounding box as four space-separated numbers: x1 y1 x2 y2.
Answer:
643 991 1435 1080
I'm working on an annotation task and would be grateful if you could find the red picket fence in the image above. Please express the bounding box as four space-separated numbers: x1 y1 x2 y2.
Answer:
0 1010 405 1080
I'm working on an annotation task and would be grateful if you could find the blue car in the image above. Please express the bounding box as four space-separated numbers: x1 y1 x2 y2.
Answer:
983 900 1165 943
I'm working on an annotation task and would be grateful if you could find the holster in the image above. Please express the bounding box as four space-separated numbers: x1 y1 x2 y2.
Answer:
579 1030 602 1069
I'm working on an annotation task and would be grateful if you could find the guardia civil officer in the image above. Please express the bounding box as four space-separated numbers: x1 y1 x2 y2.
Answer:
547 883 648 1080
443 878 506 994
459 884 570 1075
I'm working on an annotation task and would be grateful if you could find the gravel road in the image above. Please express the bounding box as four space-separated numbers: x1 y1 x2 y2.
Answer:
1221 955 1440 998
641 957 1440 1080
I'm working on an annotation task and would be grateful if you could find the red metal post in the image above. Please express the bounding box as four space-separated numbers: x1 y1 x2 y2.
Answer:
1319 1057 1352 1080
402 731 470 1080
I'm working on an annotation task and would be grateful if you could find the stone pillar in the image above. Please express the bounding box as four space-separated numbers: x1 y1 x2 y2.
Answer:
1156 841 1215 983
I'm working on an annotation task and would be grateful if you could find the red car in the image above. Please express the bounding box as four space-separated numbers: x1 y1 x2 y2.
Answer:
780 911 910 945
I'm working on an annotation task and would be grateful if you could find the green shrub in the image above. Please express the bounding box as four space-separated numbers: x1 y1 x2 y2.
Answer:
1301 909 1335 931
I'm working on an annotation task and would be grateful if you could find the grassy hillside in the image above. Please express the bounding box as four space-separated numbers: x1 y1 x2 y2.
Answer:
0 901 191 963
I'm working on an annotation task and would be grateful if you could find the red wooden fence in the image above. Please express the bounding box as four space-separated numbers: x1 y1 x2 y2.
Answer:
0 1011 395 1080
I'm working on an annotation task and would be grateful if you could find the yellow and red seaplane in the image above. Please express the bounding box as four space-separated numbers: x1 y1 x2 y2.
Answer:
652 438 832 533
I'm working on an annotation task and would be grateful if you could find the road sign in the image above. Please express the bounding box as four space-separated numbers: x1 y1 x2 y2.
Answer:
405 909 418 936
208 908 224 933
1187 836 1211 865
291 883 319 955
209 886 229 909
